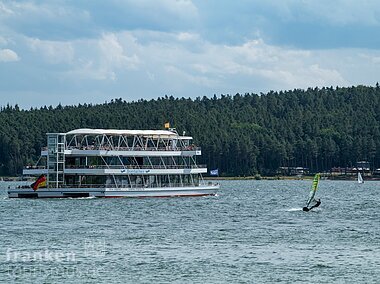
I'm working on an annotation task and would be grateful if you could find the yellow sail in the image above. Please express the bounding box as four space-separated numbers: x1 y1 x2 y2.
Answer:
306 173 320 207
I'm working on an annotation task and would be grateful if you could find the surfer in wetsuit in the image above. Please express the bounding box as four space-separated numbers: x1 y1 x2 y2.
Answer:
303 199 321 212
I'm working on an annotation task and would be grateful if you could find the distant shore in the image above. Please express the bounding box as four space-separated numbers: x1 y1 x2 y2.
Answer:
205 175 380 181
2 175 380 182
205 176 313 180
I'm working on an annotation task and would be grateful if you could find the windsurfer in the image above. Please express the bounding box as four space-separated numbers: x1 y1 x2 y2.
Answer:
303 199 321 212
302 173 321 212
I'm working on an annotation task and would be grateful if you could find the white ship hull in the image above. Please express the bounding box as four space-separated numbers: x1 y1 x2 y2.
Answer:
7 184 219 198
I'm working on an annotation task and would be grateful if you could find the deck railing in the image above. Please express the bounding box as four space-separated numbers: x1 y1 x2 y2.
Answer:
41 146 202 152
48 182 212 189
24 164 207 170
65 164 207 169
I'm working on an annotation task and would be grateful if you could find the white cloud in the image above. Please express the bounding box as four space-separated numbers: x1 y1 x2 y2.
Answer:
359 53 380 64
164 65 217 87
0 36 8 46
0 2 14 15
263 0 380 26
98 33 139 70
177 32 200 42
18 30 371 97
1 0 380 108
28 38 74 64
0 48 20 62
309 0 380 26
124 0 199 22
61 33 140 81
158 37 346 90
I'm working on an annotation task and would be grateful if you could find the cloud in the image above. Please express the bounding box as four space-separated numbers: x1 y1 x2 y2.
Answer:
98 33 139 69
60 33 140 81
0 2 13 15
0 1 380 108
1 1 379 49
192 1 380 49
0 36 8 46
90 0 199 31
0 1 93 40
27 38 74 64
177 32 200 42
161 37 346 90
0 1 199 41
125 0 198 21
294 0 380 26
2 27 376 108
0 48 20 62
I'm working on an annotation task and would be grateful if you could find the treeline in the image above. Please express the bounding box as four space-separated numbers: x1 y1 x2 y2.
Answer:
1 85 380 176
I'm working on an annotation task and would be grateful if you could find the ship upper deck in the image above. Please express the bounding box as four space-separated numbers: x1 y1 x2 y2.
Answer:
65 128 193 148
42 128 201 156
65 128 191 139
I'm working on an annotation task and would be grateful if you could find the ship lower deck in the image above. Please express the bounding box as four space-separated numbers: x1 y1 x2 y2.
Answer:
7 184 219 198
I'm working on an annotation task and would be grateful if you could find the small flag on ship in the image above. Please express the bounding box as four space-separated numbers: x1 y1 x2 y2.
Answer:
210 169 219 176
31 174 46 191
164 122 170 129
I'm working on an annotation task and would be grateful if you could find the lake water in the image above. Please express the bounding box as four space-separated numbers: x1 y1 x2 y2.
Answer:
0 179 379 283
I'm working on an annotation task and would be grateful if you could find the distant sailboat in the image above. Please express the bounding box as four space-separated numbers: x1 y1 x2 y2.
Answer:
358 172 364 184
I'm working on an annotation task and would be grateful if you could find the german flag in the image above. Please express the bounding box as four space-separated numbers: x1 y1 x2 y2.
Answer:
31 175 46 191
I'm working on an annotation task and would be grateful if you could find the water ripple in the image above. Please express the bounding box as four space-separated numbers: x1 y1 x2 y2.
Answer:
0 180 379 283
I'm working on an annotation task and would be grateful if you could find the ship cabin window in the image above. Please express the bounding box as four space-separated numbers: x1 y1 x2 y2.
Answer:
58 144 64 152
48 173 56 182
135 157 143 166
79 175 106 187
57 163 64 171
58 135 65 143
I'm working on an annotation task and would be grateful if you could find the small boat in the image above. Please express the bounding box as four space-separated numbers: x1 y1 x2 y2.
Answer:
358 172 364 184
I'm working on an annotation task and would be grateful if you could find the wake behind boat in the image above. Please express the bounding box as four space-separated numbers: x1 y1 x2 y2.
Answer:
8 128 220 198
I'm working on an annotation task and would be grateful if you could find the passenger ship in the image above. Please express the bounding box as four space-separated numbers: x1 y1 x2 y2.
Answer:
8 128 220 198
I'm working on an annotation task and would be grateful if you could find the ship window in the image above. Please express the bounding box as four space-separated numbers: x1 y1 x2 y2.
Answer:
58 163 64 171
48 174 56 182
49 156 57 163
183 175 190 185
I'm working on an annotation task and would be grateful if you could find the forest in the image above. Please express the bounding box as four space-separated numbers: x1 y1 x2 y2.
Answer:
0 85 379 177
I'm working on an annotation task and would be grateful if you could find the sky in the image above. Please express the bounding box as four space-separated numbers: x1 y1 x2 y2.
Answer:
1 0 380 109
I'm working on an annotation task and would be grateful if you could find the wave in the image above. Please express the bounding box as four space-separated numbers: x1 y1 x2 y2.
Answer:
287 208 303 211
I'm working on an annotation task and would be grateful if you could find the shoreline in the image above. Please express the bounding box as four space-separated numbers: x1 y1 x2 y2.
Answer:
205 175 380 181
2 175 380 182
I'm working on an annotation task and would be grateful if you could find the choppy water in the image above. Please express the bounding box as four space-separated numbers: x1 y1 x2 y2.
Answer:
0 179 379 283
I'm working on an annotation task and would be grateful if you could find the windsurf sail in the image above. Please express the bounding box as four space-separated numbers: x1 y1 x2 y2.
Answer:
358 172 364 184
306 173 320 207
